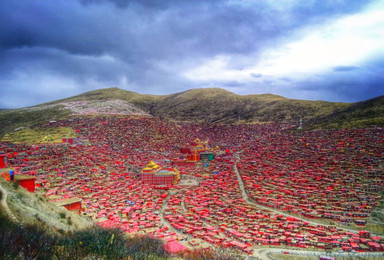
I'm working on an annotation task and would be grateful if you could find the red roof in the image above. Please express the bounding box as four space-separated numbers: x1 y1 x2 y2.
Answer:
163 240 188 254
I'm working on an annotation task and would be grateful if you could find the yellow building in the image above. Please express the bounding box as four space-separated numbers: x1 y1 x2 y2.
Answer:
141 161 180 185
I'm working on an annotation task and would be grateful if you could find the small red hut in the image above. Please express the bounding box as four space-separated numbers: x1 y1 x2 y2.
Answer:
54 198 82 211
0 154 8 168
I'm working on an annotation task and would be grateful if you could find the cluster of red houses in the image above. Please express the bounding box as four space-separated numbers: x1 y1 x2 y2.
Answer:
163 155 384 253
236 128 384 227
0 154 36 192
0 116 383 255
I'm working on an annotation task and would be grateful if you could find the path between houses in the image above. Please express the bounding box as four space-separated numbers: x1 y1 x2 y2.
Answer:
233 153 359 233
232 153 367 260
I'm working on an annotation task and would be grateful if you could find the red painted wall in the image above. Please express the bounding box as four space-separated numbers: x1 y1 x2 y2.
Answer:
18 179 35 192
0 155 8 168
64 201 82 211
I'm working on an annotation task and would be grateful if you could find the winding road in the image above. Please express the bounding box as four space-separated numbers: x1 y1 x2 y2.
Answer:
159 188 195 241
233 153 384 260
233 153 359 233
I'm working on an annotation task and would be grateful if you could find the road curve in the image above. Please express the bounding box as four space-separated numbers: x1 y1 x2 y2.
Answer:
232 153 382 260
233 153 359 233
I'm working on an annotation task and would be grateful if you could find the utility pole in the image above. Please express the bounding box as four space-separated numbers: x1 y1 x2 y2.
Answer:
298 118 302 130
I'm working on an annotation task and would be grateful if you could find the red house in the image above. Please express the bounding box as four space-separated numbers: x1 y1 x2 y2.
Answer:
172 160 196 167
54 198 82 211
62 138 74 144
0 154 8 168
1 172 36 192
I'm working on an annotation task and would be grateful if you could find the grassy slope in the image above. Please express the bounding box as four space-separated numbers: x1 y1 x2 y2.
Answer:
309 95 384 129
152 88 348 124
0 106 71 138
0 184 169 259
47 87 348 124
0 178 92 232
3 127 78 144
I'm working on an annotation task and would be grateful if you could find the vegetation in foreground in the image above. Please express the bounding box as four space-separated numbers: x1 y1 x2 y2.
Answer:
0 201 168 260
0 194 240 260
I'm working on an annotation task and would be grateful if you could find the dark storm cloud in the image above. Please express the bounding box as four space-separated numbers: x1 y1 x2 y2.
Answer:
1 0 373 57
0 0 380 108
292 58 384 102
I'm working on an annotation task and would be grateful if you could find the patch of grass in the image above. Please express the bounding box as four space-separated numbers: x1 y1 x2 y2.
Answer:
12 181 19 190
3 126 77 144
0 105 71 138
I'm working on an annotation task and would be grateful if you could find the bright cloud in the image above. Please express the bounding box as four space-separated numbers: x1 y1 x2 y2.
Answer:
254 4 384 78
184 1 384 83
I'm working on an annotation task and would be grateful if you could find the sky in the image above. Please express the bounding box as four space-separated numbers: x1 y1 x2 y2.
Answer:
1 0 384 108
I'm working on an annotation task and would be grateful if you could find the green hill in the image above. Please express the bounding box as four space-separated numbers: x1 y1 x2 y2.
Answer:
151 88 348 124
309 95 384 129
1 87 383 138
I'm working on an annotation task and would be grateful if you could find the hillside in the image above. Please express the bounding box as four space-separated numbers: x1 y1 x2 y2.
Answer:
310 95 384 129
54 87 348 124
151 88 348 123
46 87 161 112
1 87 383 138
0 106 71 138
0 184 169 259
0 177 93 232
42 87 351 124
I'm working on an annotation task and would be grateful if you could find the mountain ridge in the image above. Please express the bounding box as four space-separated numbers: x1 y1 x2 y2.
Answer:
1 87 383 137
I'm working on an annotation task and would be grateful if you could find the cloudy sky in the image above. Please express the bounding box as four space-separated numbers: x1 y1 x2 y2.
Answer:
1 0 384 108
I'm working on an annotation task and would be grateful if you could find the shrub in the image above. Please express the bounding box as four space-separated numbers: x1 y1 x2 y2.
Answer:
0 211 169 260
12 181 19 190
59 227 129 259
183 246 243 260
0 211 56 260
126 235 167 259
